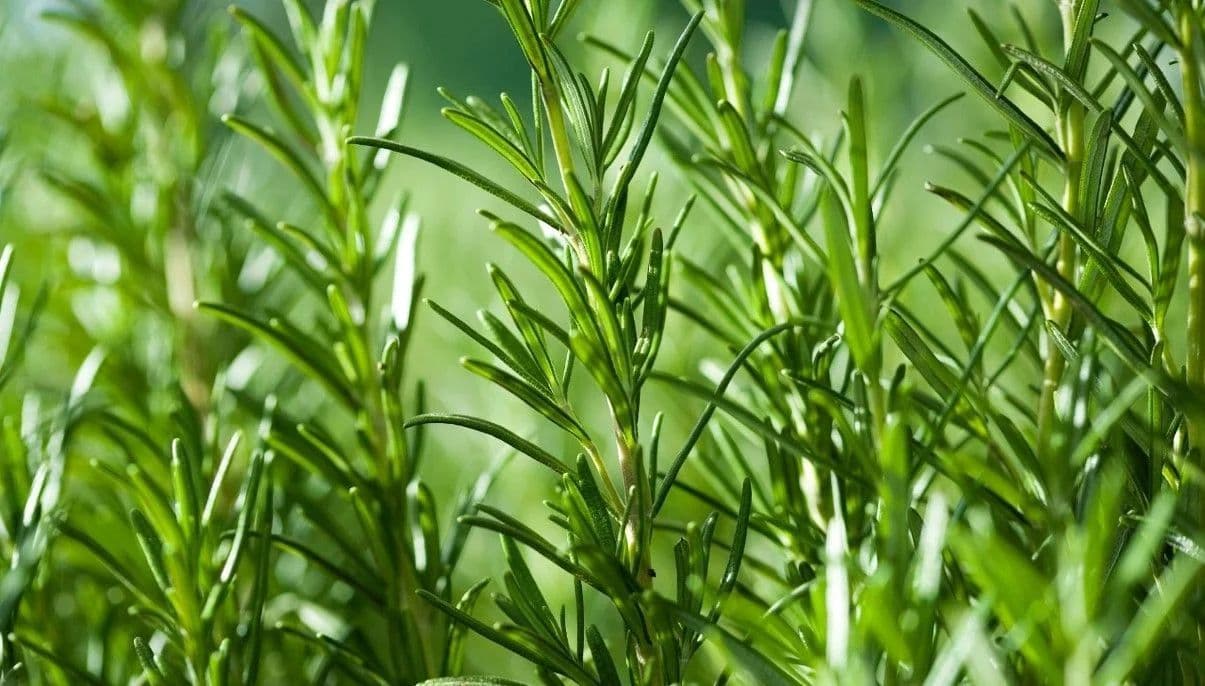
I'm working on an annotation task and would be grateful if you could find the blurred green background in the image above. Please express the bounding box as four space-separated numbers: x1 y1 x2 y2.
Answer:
0 0 1091 677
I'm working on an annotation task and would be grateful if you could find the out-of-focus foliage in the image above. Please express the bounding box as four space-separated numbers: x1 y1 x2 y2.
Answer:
0 0 1202 684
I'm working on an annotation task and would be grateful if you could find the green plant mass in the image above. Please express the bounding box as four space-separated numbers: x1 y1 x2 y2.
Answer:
2 0 1205 682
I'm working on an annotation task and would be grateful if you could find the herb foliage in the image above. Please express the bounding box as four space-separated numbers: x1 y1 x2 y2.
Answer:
0 0 1203 684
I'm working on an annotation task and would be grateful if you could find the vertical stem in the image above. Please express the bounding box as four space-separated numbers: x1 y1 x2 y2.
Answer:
325 63 431 676
1059 2 1077 49
540 77 601 272
364 327 424 681
357 195 430 685
1179 5 1205 521
615 430 650 584
542 83 577 188
1037 7 1086 479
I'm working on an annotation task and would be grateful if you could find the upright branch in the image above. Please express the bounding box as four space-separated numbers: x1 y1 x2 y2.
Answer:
354 2 764 684
208 0 492 681
1178 2 1205 497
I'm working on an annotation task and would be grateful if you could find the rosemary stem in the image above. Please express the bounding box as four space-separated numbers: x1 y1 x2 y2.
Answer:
1038 7 1086 479
1179 4 1205 520
541 82 577 190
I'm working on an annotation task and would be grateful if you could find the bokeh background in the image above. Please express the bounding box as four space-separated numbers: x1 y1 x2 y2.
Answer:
0 0 1100 678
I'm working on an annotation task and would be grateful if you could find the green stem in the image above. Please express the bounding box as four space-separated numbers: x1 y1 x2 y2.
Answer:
616 431 651 584
541 82 577 190
332 99 432 680
361 248 433 684
1059 1 1078 49
1179 5 1205 520
1037 10 1087 480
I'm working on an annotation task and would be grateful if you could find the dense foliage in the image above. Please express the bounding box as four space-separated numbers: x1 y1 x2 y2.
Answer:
1 0 1203 683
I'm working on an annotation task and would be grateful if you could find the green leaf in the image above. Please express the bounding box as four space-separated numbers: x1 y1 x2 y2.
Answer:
667 604 801 685
168 438 199 544
347 138 563 231
1062 0 1101 81
606 11 703 215
714 479 752 606
228 6 311 96
443 108 543 182
426 298 549 391
584 626 620 686
603 31 654 158
654 322 801 514
461 357 590 443
442 579 491 676
994 44 1180 200
280 0 318 54
490 264 561 385
241 485 274 686
982 235 1199 415
129 508 171 593
1097 555 1204 683
500 537 561 642
133 637 168 686
578 266 630 382
202 451 266 620
820 186 877 371
490 221 608 353
873 92 964 198
1000 44 1100 114
844 76 874 273
196 302 356 407
496 0 551 78
773 0 815 115
201 432 242 527
1132 42 1185 125
419 591 595 683
222 115 334 221
1024 198 1152 318
569 455 617 546
405 413 567 474
966 8 1049 106
1090 39 1186 153
848 0 1062 159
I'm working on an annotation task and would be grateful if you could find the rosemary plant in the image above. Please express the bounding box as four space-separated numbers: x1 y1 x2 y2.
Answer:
353 2 767 684
0 2 280 683
0 245 61 679
201 0 501 683
0 0 1204 683
606 0 1205 681
620 0 970 678
675 0 1204 680
1109 0 1205 526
